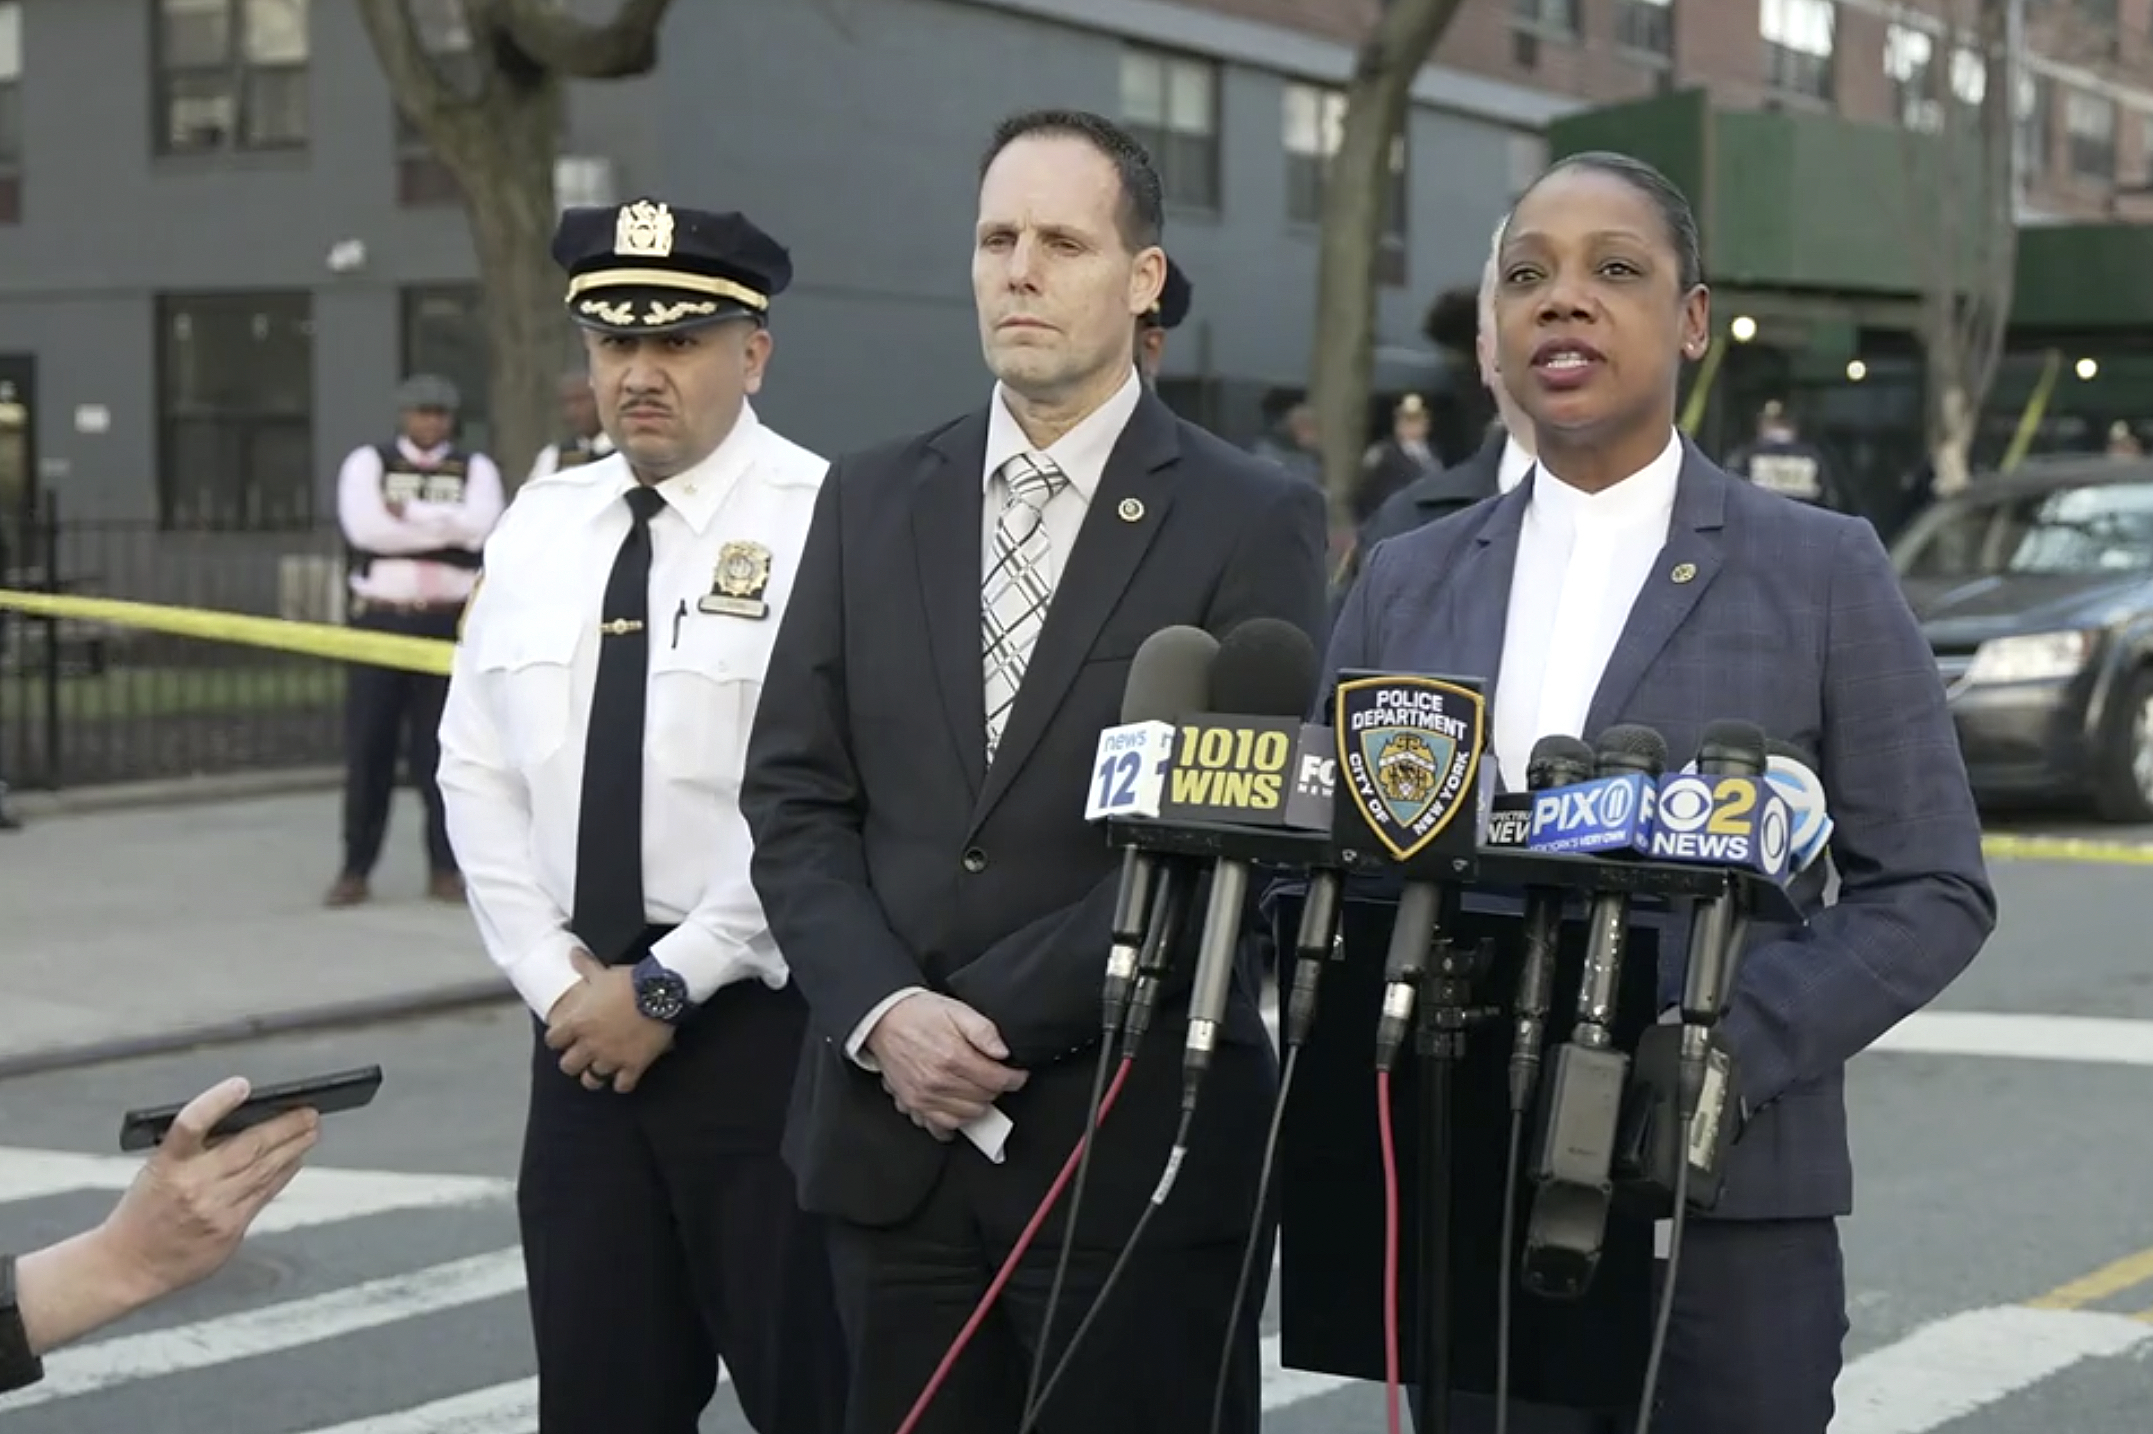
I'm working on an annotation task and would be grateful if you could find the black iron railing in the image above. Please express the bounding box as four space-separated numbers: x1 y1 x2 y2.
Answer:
1 495 353 790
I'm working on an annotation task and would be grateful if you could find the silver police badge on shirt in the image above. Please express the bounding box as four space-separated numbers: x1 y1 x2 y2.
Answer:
699 540 773 619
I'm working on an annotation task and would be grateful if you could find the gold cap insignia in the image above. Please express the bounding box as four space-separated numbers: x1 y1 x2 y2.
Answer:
1671 562 1697 584
1117 497 1144 522
614 201 675 259
699 539 774 619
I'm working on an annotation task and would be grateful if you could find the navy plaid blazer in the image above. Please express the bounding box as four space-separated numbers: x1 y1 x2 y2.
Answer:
1324 438 1997 1221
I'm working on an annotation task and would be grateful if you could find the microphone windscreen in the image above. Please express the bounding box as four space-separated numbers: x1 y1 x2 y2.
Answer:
1526 734 1596 791
1697 718 1768 772
1121 625 1220 723
1765 737 1816 768
1209 617 1318 718
1592 722 1669 777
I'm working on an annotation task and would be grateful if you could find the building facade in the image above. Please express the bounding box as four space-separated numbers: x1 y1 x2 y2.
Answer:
0 0 2146 534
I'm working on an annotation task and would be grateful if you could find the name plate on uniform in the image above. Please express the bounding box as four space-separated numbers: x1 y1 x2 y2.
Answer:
699 539 772 619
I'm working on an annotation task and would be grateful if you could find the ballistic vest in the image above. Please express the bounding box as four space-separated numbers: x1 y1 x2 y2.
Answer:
350 443 482 575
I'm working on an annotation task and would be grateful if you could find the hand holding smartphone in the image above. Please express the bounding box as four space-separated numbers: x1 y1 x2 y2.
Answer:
118 1065 384 1153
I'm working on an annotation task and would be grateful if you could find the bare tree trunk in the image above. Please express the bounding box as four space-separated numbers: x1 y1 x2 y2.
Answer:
1908 0 2020 498
354 0 679 488
1309 0 1466 540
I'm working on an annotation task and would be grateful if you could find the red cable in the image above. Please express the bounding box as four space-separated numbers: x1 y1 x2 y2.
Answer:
1377 1067 1403 1434
893 1056 1135 1434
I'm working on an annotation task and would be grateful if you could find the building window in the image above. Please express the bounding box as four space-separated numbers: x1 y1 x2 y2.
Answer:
1761 0 1835 103
156 292 315 530
155 0 310 156
0 3 20 224
2064 88 2114 181
1120 47 1220 212
1885 25 1939 130
1511 0 1580 36
1282 83 1407 283
2017 72 2052 180
399 285 492 456
1615 0 1674 59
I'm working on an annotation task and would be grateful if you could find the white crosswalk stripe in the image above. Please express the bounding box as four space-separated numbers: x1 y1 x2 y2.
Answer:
0 1139 2145 1433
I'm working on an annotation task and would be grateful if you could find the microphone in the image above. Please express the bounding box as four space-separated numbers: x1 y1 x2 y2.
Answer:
1097 626 1220 1036
1672 720 1767 1145
1522 722 1668 1300
1181 618 1321 1113
1508 734 1597 1115
1765 739 1833 874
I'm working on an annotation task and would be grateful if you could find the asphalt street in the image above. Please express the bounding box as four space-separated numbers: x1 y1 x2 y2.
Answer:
2 845 2152 1432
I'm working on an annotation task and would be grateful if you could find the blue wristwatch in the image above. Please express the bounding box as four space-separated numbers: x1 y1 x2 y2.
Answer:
631 956 690 1024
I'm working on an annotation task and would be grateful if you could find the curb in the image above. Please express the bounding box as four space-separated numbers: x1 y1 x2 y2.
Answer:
1981 833 2153 866
7 766 342 821
0 977 520 1081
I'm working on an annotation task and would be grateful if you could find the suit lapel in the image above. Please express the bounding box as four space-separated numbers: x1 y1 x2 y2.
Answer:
914 412 992 804
971 392 1180 826
1450 473 1532 696
1584 443 1730 735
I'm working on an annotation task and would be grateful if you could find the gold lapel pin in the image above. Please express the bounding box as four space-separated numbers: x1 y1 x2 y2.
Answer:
1117 497 1144 522
1670 562 1697 584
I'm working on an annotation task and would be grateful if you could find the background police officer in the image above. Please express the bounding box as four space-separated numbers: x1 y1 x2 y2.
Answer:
1136 253 1190 388
525 369 616 483
436 198 847 1434
327 374 503 907
1725 399 1843 510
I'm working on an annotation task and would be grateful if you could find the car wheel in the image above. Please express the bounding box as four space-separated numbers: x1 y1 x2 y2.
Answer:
2091 666 2153 824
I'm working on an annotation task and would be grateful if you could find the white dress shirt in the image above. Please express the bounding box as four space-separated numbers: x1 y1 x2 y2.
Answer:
436 400 826 1021
1491 429 1683 791
337 438 505 606
1497 435 1535 494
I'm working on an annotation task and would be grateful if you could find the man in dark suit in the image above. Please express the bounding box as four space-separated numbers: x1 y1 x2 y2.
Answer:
1332 151 1995 1433
741 109 1327 1434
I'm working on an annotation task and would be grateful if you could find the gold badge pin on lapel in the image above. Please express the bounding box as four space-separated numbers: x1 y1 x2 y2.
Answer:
1117 497 1144 522
1670 562 1697 584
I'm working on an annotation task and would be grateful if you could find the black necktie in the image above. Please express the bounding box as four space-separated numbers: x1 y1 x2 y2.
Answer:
571 484 667 966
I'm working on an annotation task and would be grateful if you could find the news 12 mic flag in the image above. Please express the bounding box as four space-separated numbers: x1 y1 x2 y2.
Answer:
1084 716 1334 829
1525 772 1658 855
1647 772 1794 881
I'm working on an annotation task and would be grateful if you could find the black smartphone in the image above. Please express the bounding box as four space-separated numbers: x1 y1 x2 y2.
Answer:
118 1065 385 1153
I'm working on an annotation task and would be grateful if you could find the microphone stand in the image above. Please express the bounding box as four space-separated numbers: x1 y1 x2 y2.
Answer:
1414 931 1499 1434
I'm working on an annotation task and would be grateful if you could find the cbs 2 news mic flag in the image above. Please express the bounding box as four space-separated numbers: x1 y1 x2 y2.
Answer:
1525 766 1795 881
1085 715 1334 829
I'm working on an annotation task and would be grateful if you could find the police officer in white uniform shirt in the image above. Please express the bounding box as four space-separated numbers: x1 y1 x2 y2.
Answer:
435 198 847 1434
329 373 504 907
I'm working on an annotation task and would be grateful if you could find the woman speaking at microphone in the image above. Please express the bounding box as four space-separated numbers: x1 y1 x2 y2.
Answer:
1322 151 1995 1434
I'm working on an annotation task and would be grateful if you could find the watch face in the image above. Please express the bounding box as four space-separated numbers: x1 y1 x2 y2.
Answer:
636 970 687 1021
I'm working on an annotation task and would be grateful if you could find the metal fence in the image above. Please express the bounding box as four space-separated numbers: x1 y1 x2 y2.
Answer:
1 496 351 790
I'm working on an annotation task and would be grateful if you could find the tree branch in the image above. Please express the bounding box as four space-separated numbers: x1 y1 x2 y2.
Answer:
354 0 463 126
498 0 679 80
1309 0 1467 538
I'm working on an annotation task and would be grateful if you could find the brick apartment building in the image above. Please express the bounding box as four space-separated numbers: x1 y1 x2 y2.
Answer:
0 0 2145 538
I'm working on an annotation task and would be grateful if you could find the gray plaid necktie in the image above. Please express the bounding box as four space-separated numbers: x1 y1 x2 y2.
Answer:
982 452 1069 762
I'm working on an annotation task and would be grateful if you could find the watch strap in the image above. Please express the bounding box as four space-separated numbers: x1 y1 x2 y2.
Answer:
0 1254 47 1395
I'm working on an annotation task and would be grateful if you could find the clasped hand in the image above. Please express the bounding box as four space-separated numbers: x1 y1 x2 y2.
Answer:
866 993 1027 1140
545 949 674 1094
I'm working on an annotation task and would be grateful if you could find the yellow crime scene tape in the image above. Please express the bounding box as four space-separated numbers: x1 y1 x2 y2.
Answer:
5 587 2153 866
0 588 454 676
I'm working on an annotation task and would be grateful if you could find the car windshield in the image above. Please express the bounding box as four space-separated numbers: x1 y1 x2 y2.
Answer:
1897 480 2153 579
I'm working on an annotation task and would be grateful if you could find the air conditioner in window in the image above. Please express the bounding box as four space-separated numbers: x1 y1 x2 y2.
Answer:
557 156 617 212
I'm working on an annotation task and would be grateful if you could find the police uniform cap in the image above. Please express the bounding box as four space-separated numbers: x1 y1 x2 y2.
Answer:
397 374 460 412
1143 255 1192 331
552 199 792 336
1395 393 1427 418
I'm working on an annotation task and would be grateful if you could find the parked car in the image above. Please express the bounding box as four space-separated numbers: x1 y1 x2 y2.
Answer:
1891 456 2153 823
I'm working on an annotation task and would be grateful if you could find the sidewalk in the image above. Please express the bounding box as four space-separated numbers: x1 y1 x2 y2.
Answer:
0 789 510 1076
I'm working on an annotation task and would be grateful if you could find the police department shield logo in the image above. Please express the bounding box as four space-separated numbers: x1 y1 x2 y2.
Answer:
1334 675 1486 862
